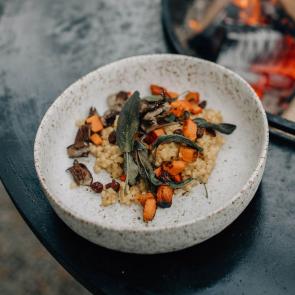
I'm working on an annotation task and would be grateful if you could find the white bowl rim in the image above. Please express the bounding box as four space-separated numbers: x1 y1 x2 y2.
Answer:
34 53 269 233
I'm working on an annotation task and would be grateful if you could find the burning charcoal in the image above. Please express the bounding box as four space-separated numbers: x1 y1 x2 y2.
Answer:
90 181 103 193
198 100 207 109
105 179 120 192
67 160 93 186
67 142 90 158
108 131 117 144
101 109 119 127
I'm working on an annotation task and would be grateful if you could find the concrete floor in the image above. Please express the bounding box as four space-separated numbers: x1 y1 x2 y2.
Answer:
0 181 90 295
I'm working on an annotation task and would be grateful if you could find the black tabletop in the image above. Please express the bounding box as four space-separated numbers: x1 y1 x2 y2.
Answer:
0 0 295 294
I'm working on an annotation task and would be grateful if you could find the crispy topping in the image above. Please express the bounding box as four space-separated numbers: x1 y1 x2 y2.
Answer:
67 160 93 186
67 142 90 158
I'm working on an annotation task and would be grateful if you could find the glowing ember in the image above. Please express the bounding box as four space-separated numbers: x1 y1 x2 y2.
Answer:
188 19 203 32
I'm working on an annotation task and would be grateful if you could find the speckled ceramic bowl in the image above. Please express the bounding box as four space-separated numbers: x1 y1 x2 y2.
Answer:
34 54 268 254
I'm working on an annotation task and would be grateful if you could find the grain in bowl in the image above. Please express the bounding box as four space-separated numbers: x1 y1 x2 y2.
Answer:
66 84 236 222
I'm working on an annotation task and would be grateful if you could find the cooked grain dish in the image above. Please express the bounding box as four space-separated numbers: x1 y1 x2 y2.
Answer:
66 85 236 221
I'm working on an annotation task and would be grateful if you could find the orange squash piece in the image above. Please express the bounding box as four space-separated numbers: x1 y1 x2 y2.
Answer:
137 192 154 206
183 118 197 141
185 91 200 103
172 174 182 183
150 84 166 95
179 146 198 162
190 104 203 115
89 133 102 145
170 100 191 117
143 197 157 222
156 185 174 208
86 114 103 132
153 128 165 137
163 160 186 176
166 91 179 99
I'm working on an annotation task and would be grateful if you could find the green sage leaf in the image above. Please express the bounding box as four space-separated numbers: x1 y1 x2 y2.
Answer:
116 91 140 152
194 118 236 135
152 135 203 152
124 152 138 185
142 95 164 102
167 178 193 189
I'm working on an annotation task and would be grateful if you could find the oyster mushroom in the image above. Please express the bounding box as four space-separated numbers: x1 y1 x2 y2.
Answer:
67 124 91 158
107 91 129 112
101 109 119 127
67 160 93 186
139 99 165 114
74 124 91 143
141 102 170 131
67 142 90 158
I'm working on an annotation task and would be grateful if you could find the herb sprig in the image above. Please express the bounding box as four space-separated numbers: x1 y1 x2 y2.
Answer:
193 118 236 135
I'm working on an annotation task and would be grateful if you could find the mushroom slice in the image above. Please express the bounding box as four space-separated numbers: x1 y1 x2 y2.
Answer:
107 91 129 112
67 160 93 186
67 142 90 158
101 109 119 127
74 124 91 143
88 107 98 116
142 102 170 122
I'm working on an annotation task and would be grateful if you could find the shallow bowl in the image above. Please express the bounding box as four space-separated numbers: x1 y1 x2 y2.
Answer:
34 54 268 254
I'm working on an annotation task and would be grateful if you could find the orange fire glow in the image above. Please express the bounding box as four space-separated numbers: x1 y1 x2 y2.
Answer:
188 19 203 32
251 36 295 98
233 0 263 25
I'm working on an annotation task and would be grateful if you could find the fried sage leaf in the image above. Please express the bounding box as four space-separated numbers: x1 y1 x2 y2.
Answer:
124 153 138 185
194 118 236 135
152 135 203 152
142 95 164 102
137 149 192 189
116 91 140 152
167 178 193 189
116 91 141 185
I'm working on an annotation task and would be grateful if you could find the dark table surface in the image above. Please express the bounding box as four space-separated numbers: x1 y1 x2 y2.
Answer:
0 0 295 294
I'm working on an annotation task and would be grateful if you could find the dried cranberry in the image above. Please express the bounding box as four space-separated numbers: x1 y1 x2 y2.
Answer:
108 130 117 144
90 181 103 193
198 100 207 109
144 131 158 145
173 129 183 135
197 127 205 139
105 179 120 192
120 175 126 181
